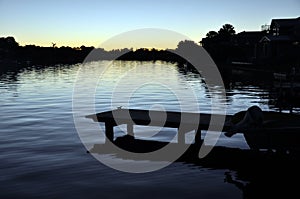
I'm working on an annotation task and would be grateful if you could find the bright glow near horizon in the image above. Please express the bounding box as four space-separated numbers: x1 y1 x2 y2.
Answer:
0 0 299 50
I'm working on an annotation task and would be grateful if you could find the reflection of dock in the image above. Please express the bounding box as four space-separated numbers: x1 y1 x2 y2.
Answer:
271 72 300 112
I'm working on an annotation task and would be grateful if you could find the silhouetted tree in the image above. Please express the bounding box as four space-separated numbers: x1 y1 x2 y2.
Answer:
206 31 218 39
218 24 236 41
176 40 199 52
0 37 19 50
0 37 19 63
80 45 94 52
200 24 238 69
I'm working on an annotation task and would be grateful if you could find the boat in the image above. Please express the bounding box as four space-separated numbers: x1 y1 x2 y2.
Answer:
226 106 300 151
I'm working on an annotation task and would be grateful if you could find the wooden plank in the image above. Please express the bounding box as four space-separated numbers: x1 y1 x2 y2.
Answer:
86 109 233 143
86 109 233 131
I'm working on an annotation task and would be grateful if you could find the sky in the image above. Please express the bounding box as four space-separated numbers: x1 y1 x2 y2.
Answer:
0 0 299 49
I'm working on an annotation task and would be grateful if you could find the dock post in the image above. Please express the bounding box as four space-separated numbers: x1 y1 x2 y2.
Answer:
127 123 134 137
178 128 185 144
105 123 114 143
195 129 202 145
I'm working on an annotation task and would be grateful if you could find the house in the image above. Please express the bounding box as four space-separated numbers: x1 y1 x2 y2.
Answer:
270 17 300 37
232 31 267 62
200 17 300 70
257 17 300 69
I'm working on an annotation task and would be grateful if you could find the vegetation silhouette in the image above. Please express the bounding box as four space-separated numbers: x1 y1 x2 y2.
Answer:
1 17 299 75
201 17 300 73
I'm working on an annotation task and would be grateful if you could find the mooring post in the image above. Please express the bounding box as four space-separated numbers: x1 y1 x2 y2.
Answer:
127 123 134 137
195 129 202 145
178 128 185 144
105 123 114 143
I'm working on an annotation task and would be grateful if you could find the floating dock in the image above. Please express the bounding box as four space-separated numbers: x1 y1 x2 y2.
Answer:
86 108 300 151
86 109 233 144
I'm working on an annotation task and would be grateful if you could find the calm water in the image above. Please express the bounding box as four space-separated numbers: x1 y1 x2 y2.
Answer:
0 61 286 198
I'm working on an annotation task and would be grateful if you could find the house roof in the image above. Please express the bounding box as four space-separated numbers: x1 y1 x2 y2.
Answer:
234 31 266 44
236 31 265 38
260 35 291 42
271 17 300 27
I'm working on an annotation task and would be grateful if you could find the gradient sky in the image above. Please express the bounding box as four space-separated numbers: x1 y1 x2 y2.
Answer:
1 0 299 49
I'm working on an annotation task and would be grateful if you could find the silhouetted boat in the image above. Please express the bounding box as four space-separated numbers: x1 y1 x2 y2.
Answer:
227 107 300 151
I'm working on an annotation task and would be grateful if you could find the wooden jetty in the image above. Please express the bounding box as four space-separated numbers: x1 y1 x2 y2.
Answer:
86 108 300 151
86 109 232 144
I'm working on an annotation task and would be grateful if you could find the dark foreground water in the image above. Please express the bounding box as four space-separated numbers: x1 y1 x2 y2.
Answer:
0 61 298 198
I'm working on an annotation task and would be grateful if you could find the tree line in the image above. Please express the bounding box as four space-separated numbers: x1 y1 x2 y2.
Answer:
3 23 291 72
0 36 200 70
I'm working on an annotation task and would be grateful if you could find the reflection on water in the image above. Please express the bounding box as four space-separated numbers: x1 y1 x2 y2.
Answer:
0 61 298 198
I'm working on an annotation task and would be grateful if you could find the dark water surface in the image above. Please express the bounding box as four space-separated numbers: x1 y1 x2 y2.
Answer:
0 61 297 198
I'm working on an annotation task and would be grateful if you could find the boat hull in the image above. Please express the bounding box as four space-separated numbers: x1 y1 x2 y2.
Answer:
244 128 300 150
231 111 300 150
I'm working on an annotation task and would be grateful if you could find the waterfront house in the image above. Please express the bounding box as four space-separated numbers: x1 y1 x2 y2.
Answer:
257 17 300 69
